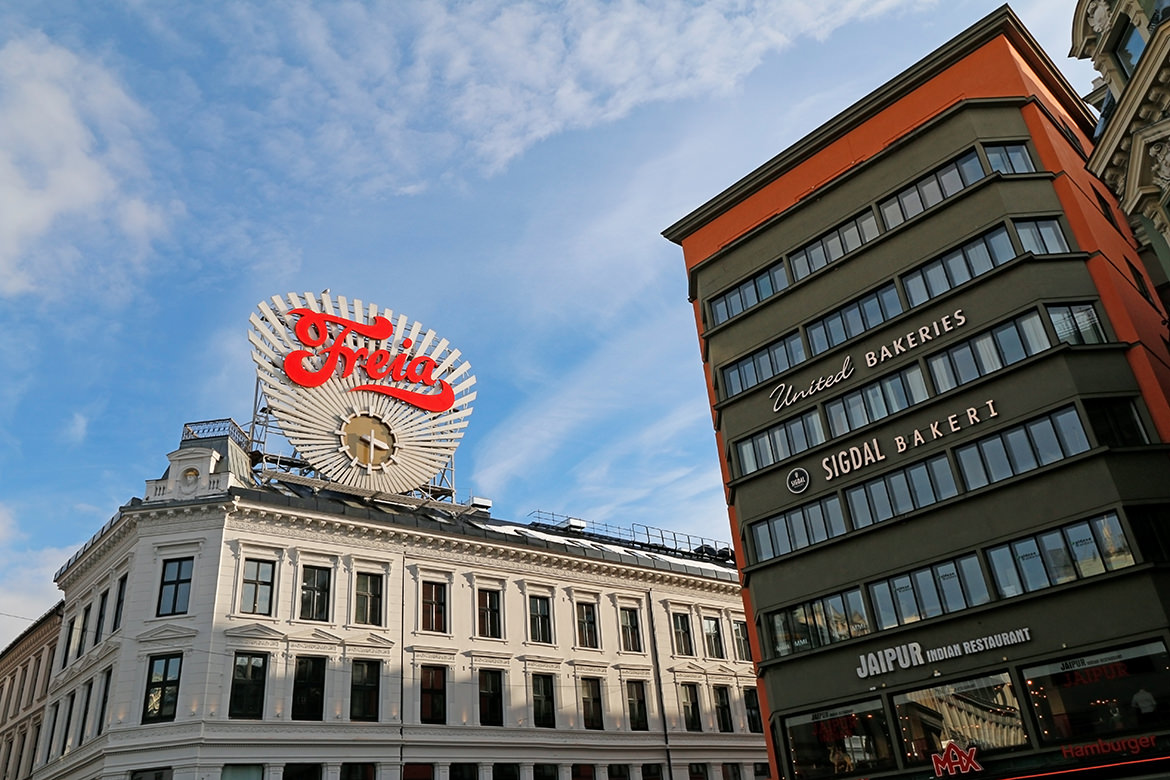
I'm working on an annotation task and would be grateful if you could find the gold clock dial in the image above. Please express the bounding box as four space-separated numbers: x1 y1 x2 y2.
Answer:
338 413 397 471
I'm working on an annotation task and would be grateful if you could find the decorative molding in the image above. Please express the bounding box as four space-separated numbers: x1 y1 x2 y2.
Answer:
1087 0 1111 34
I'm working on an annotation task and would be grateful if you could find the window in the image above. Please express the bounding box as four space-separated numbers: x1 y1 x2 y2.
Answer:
479 668 503 726
790 211 880 281
895 673 1026 763
532 673 556 727
987 512 1134 599
97 667 112 735
688 766 708 780
1128 259 1152 301
733 621 752 662
420 665 446 724
766 588 871 657
292 656 326 721
300 566 331 622
824 364 930 439
350 659 380 722
580 677 603 729
229 652 267 719
1113 22 1147 79
63 618 75 666
955 406 1090 491
721 330 806 399
1024 641 1170 742
672 613 694 656
241 559 275 616
703 617 725 658
903 226 1016 307
627 680 649 731
869 554 989 630
846 454 958 529
680 683 702 731
77 605 91 656
60 692 74 752
94 591 108 645
786 699 897 778
714 686 733 732
735 409 827 475
113 574 127 631
985 143 1035 174
710 261 789 326
156 557 194 617
748 495 847 563
354 573 383 626
529 595 553 643
808 283 903 356
285 767 323 780
576 603 599 648
1049 303 1106 345
142 653 182 723
422 582 447 633
880 151 984 231
478 589 502 638
1086 398 1148 447
1016 218 1070 255
77 679 92 743
928 311 1050 394
619 607 642 652
744 687 763 733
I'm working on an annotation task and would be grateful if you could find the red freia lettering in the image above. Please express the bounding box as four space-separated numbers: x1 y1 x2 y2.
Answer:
283 309 455 413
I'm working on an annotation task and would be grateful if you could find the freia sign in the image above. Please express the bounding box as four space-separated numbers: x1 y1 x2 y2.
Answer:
250 292 476 494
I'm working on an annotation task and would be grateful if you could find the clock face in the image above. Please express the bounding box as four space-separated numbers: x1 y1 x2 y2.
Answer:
249 292 476 493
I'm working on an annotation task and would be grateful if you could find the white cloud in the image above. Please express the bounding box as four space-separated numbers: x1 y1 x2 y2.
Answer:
0 504 68 651
63 412 88 445
0 33 168 302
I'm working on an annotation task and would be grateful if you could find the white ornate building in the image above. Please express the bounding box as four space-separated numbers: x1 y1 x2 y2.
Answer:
25 421 766 780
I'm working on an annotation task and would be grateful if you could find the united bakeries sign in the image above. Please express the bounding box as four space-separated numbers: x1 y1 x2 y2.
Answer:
249 292 476 493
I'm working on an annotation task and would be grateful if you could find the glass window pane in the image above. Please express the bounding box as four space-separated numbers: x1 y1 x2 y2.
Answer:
859 212 880 241
711 298 729 324
892 575 920 624
750 523 774 562
870 582 900 629
824 497 847 536
808 322 829 355
928 456 958 499
924 261 950 296
841 223 862 253
956 444 989 489
1018 222 1044 255
1026 418 1063 465
863 383 888 420
860 294 884 328
804 411 826 447
883 373 911 411
787 511 810 550
807 242 827 271
724 367 742 397
739 281 758 309
1018 311 1050 354
919 177 943 209
770 342 792 374
1003 427 1038 473
994 322 1027 365
866 481 894 522
986 145 1010 173
756 272 773 300
934 562 967 612
1052 408 1090 455
786 333 806 364
1093 513 1135 570
1039 221 1069 252
755 351 774 382
899 188 924 219
822 595 849 642
827 400 850 437
979 437 1014 483
929 355 957 394
843 304 865 338
904 366 929 404
958 555 991 605
847 487 872 529
1064 522 1105 577
907 463 935 507
904 272 929 307
880 199 904 229
888 472 914 515
805 503 828 544
769 429 789 462
1038 531 1078 585
957 151 984 184
987 227 1015 264
771 265 789 292
824 232 844 262
944 250 972 286
914 569 943 619
951 344 981 384
1008 145 1034 172
791 250 810 280
845 393 869 428
844 589 871 637
938 164 964 196
737 440 756 475
971 333 1002 373
825 313 847 346
965 240 994 276
878 284 902 317
988 546 1025 598
770 516 793 556
1012 538 1051 591
754 433 775 468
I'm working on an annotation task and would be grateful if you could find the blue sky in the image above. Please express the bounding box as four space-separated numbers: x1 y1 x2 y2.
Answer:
0 0 1095 647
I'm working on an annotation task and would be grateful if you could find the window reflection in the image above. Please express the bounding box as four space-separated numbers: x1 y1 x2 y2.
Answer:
895 673 1028 764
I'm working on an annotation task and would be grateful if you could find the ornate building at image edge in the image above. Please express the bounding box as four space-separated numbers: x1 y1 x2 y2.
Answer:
665 7 1170 780
0 421 766 780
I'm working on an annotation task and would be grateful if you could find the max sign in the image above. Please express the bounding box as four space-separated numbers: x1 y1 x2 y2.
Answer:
250 292 476 494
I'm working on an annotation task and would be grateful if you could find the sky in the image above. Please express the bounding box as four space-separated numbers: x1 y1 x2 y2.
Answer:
0 0 1097 648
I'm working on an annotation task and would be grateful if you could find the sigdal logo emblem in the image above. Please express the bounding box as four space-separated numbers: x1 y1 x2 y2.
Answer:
786 467 810 494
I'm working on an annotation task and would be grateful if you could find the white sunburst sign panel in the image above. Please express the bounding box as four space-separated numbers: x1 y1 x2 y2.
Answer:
249 292 476 494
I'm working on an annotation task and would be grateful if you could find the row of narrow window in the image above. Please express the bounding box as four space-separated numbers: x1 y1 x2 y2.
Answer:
719 217 1068 401
734 304 1107 478
707 142 1035 329
121 761 772 780
761 511 1134 659
59 573 128 672
747 404 1140 565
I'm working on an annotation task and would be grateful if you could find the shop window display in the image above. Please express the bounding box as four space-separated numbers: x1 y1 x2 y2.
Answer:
785 699 896 778
894 672 1028 765
1023 641 1170 742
